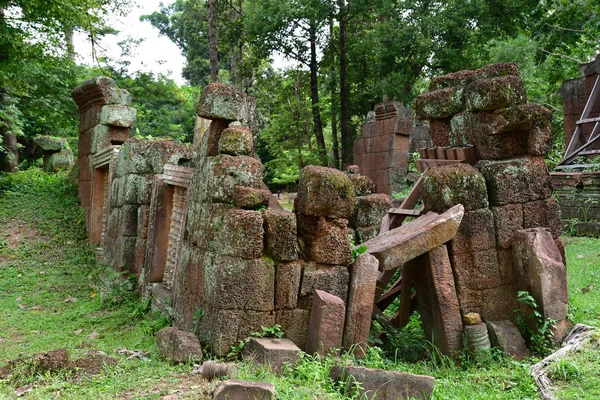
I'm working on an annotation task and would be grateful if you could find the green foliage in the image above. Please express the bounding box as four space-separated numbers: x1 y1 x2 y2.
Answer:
514 291 557 357
550 359 581 382
227 324 285 359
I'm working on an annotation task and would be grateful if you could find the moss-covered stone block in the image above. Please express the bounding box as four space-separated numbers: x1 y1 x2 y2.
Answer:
232 186 271 210
203 155 264 204
349 175 375 197
298 263 349 309
263 209 298 261
214 209 264 259
297 215 351 265
275 260 303 310
196 83 257 132
99 104 137 128
422 164 489 212
34 135 68 152
218 126 253 156
72 76 132 111
465 75 527 112
353 193 392 228
45 149 74 172
415 86 465 120
452 208 496 254
294 165 355 219
492 203 524 249
477 156 553 206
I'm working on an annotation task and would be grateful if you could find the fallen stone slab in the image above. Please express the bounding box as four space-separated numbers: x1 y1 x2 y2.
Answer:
243 338 300 375
330 366 435 400
213 380 275 400
361 204 464 271
306 290 345 357
34 135 68 152
156 327 203 364
486 320 530 361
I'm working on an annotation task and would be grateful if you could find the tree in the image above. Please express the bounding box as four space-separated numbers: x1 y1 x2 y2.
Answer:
207 0 219 83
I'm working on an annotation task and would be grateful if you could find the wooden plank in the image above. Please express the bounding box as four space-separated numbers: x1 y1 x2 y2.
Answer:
399 175 424 210
576 116 600 125
563 75 600 160
394 260 416 330
374 269 396 300
376 276 403 310
560 124 600 165
417 159 464 172
579 149 600 156
454 146 478 165
555 164 599 170
388 208 422 217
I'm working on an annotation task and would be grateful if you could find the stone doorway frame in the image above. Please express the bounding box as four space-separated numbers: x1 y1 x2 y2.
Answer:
142 165 193 312
90 146 120 261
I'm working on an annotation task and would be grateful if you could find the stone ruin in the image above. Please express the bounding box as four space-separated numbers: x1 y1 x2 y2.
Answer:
71 78 393 358
72 63 569 382
551 54 600 236
33 136 74 172
415 62 569 350
353 101 431 195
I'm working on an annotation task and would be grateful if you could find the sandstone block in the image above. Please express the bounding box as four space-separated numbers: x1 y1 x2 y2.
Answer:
215 209 263 259
218 126 253 156
486 320 530 361
120 204 138 237
452 208 496 254
330 366 435 400
422 164 489 212
91 125 130 154
208 310 276 356
306 290 346 356
206 155 264 203
492 203 523 249
34 135 67 152
349 175 375 197
72 76 132 112
213 380 275 400
346 165 360 175
45 149 74 172
156 327 203 364
343 253 379 351
232 186 271 210
99 104 137 128
452 249 501 290
478 156 553 206
298 264 349 309
465 75 527 111
196 83 257 131
355 226 379 244
353 193 392 228
512 228 568 323
415 86 464 120
463 313 482 325
243 338 300 374
429 118 452 147
497 249 515 285
263 209 298 261
294 165 355 219
213 256 275 311
297 215 351 265
275 261 302 310
275 309 310 350
523 198 562 239
362 205 464 271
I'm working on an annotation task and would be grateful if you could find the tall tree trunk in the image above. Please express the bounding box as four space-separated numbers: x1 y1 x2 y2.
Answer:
329 19 340 170
65 25 76 61
338 0 350 168
231 47 237 88
309 22 326 165
207 0 219 83
0 8 18 172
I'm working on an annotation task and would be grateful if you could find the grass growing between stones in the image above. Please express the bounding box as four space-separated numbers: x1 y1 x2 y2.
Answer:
0 169 599 399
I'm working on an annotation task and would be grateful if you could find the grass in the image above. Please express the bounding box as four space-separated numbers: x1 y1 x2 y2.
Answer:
0 169 599 399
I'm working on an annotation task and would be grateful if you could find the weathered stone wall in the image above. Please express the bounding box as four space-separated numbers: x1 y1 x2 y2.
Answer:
552 172 600 236
560 54 600 149
353 102 431 195
416 63 566 329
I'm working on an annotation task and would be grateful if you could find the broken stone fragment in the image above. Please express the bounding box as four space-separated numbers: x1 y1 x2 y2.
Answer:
156 327 203 364
263 209 298 261
213 380 275 400
422 164 489 212
463 312 482 325
243 338 301 375
330 366 435 400
306 290 346 357
232 186 271 210
465 75 527 112
349 174 376 197
34 135 68 152
343 253 379 352
218 126 253 156
486 320 530 361
99 104 137 128
294 165 355 219
362 204 464 271
512 228 569 328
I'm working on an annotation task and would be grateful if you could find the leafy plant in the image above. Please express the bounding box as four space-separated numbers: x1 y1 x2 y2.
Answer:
514 291 557 356
227 324 285 359
550 359 581 382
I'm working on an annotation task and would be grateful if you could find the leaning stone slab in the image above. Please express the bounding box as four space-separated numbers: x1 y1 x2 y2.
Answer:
156 327 203 364
512 228 569 340
243 338 301 375
213 380 275 400
343 253 379 351
306 290 345 357
361 204 464 271
486 320 530 361
330 366 435 400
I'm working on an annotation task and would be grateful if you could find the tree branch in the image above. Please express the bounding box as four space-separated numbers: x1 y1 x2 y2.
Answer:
538 48 583 64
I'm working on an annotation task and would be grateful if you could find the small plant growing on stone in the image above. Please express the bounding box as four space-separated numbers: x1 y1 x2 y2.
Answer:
514 291 556 356
226 324 285 359
349 234 367 262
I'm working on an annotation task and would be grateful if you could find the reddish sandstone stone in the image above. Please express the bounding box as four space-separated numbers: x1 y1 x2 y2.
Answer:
452 249 501 290
156 327 203 364
492 203 524 249
522 198 562 239
218 126 254 156
275 309 310 350
232 186 271 209
263 209 298 261
213 380 275 400
496 249 515 285
243 338 300 374
306 290 346 356
422 164 489 212
205 155 264 204
298 263 349 309
465 75 527 111
343 253 379 351
275 261 302 310
486 320 530 361
429 118 452 147
297 215 351 265
452 208 496 254
349 175 376 197
415 87 465 120
353 194 393 227
215 209 263 259
294 166 355 219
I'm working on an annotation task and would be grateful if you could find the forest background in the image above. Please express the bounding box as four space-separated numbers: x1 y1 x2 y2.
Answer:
1 0 599 188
